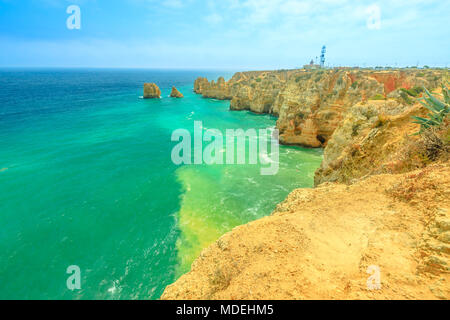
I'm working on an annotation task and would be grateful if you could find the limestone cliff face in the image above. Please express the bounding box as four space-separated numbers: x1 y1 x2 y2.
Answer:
276 69 444 146
170 86 184 98
194 69 444 148
229 71 293 114
143 83 161 99
314 99 415 185
194 76 233 100
194 71 294 113
314 85 448 186
274 70 382 147
193 77 208 94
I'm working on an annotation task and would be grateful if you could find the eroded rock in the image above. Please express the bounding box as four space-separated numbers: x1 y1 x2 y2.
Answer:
143 83 161 99
170 86 184 98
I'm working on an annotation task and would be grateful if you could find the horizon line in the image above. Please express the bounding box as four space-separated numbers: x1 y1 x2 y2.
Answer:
1 65 449 71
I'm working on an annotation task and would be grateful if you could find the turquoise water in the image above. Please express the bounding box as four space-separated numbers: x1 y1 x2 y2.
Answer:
0 69 322 300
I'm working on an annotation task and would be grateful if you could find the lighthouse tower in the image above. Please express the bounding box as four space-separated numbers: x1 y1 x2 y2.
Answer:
320 46 326 68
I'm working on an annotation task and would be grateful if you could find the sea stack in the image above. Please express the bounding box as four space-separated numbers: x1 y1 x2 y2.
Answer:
143 83 161 99
170 86 184 98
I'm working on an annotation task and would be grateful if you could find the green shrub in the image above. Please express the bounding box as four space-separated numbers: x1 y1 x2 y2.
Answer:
361 107 377 119
412 83 449 134
296 74 312 82
373 114 388 128
400 91 414 105
411 86 425 96
369 94 385 100
400 86 424 98
297 111 306 119
352 123 361 137
323 112 335 120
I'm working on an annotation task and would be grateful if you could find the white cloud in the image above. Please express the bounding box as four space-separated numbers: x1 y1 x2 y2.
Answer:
163 0 184 8
279 1 311 16
205 13 223 24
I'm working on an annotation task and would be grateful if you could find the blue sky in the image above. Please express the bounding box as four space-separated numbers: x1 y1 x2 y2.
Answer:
0 0 449 69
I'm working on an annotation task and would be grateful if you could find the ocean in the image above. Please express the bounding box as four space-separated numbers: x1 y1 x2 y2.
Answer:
0 69 322 299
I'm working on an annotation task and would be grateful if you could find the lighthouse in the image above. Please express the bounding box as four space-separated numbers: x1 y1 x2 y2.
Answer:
320 45 326 68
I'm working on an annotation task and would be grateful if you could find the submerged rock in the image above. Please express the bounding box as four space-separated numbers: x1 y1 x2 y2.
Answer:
170 86 184 98
143 83 161 99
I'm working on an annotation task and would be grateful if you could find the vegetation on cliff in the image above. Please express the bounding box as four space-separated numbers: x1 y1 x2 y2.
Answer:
413 83 449 134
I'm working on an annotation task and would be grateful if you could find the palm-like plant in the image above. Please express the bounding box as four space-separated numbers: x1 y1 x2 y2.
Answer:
412 82 449 134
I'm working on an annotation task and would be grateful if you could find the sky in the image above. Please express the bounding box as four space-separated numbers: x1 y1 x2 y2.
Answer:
0 0 449 69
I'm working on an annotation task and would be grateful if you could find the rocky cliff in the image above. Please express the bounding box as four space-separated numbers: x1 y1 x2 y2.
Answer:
314 85 449 185
170 86 184 98
194 69 444 148
143 83 161 99
161 68 449 300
